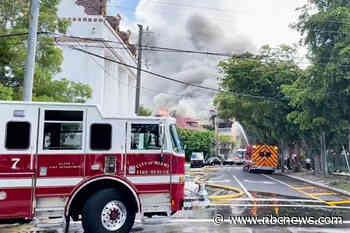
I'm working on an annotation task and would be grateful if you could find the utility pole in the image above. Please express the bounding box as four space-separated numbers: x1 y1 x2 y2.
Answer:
135 24 143 114
320 132 328 177
23 0 40 101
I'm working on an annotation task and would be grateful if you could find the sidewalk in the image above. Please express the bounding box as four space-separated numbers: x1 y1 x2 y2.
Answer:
281 169 350 196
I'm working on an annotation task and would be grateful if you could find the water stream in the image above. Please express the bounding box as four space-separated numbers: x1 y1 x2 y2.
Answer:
233 121 249 146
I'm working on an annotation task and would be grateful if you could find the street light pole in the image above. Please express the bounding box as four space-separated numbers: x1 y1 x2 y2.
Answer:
23 0 40 101
135 24 143 114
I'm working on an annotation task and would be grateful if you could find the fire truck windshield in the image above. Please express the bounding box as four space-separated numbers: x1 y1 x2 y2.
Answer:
169 124 183 153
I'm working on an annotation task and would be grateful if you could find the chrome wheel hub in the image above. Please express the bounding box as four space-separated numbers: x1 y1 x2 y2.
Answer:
101 200 127 231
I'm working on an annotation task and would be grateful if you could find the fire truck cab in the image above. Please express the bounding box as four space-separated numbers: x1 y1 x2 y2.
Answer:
0 101 185 233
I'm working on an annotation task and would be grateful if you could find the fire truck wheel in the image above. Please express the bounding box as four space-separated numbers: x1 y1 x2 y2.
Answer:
82 188 136 233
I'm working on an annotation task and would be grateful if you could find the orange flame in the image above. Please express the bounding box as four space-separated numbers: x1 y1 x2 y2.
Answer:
157 109 169 117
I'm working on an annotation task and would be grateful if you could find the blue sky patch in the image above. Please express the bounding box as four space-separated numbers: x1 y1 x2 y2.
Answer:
108 0 140 21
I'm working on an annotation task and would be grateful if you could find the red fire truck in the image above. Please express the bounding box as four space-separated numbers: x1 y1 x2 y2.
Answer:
0 101 185 233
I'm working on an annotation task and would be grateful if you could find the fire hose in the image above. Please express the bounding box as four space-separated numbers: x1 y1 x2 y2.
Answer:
192 173 244 200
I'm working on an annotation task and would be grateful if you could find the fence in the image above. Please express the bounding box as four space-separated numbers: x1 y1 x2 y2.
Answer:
327 153 350 173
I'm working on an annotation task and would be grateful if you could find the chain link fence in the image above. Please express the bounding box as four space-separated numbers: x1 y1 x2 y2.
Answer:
327 153 350 173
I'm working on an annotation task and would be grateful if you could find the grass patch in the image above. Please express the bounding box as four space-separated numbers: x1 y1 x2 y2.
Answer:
332 183 350 192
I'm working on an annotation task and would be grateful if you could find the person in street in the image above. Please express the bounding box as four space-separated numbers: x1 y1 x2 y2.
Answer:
305 157 311 170
286 153 291 170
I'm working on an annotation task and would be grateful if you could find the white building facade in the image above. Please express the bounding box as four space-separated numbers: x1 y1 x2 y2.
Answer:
56 0 137 116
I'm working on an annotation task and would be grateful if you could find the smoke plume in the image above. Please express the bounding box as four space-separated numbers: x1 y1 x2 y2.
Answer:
134 0 256 120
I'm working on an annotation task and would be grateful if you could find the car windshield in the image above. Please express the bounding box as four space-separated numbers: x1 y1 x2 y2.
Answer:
192 153 203 160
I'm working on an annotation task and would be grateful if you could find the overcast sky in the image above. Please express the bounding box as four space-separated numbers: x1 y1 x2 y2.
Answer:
107 0 309 118
109 0 308 50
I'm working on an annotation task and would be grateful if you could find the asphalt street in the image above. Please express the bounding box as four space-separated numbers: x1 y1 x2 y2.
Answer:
2 166 350 233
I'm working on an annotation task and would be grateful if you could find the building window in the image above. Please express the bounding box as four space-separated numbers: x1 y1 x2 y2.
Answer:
131 124 162 150
90 124 112 150
5 122 30 150
43 110 83 150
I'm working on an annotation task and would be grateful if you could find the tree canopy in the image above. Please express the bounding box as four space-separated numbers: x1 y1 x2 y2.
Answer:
177 127 214 161
137 105 152 116
0 0 91 102
217 134 235 147
284 0 350 151
215 0 350 161
215 45 303 151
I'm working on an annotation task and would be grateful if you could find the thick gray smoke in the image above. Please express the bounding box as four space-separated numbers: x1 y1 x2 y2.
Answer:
186 14 219 50
134 0 256 120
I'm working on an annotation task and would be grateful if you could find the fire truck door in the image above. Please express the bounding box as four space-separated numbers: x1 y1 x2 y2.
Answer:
0 107 39 219
125 121 171 193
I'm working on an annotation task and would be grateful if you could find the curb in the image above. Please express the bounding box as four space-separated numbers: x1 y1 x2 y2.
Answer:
283 173 350 197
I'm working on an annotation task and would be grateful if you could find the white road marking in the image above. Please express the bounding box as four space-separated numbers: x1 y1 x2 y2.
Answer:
244 179 275 185
208 204 350 209
262 174 292 187
288 227 348 232
207 179 231 183
214 198 323 203
232 175 253 200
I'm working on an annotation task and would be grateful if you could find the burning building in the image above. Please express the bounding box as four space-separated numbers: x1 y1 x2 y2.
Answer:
155 109 204 131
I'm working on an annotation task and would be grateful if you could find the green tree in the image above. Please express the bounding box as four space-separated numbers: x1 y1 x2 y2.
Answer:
284 0 350 155
177 128 214 162
137 105 152 116
217 134 235 147
0 83 13 100
216 134 235 158
0 0 91 102
215 45 303 155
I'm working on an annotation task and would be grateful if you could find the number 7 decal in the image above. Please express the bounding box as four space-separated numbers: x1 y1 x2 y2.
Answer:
11 158 20 169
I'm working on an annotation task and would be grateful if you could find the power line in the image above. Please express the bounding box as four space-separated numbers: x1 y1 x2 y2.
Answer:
7 32 350 71
72 42 183 98
0 32 348 63
6 33 350 70
63 38 186 99
71 46 280 101
72 47 217 91
0 31 49 38
57 41 234 57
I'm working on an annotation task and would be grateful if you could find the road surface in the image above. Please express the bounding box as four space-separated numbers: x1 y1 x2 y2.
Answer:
1 166 350 233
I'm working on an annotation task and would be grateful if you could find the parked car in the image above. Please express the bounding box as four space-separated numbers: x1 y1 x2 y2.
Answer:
233 149 246 165
223 157 235 166
205 157 222 166
190 152 205 168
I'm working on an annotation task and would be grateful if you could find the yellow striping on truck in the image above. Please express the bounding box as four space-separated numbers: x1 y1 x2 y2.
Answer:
243 144 278 173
